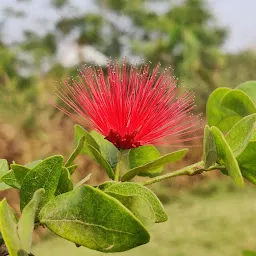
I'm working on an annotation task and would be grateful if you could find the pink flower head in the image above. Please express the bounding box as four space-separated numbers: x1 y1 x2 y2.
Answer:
56 60 200 150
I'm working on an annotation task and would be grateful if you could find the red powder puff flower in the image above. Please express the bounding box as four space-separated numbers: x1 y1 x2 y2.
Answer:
56 60 200 150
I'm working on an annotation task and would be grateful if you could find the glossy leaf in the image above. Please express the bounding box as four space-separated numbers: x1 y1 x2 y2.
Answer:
206 87 240 132
237 81 256 104
129 146 162 177
18 189 45 252
122 149 188 181
39 185 150 252
203 125 217 168
211 126 244 187
0 199 20 256
11 164 30 186
221 89 256 117
226 114 256 157
65 136 85 167
20 155 63 211
105 182 168 224
55 167 73 195
91 131 119 169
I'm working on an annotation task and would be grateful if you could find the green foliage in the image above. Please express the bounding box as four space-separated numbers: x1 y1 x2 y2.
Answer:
104 182 168 224
243 251 256 256
225 114 256 157
39 185 150 252
20 155 63 211
129 146 162 177
122 148 188 181
237 81 256 104
18 189 45 252
0 199 20 256
211 126 244 187
203 125 217 169
0 159 11 190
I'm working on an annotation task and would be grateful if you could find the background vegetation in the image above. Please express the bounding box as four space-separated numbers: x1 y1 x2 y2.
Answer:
0 0 256 255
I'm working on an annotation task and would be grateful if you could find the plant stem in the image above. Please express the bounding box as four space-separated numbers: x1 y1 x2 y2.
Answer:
142 160 220 186
115 150 124 181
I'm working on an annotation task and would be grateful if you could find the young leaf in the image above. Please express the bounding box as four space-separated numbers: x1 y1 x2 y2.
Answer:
90 131 119 169
1 171 21 189
121 149 188 181
0 199 20 256
105 182 168 223
221 89 256 117
65 136 85 167
25 160 42 169
86 144 115 180
67 164 78 175
74 125 100 155
226 114 256 157
237 81 256 104
237 141 256 184
11 164 30 186
55 167 73 195
203 125 217 169
18 189 45 252
20 155 63 211
211 126 244 187
129 146 162 177
39 185 150 252
206 87 240 132
0 159 12 191
0 159 9 177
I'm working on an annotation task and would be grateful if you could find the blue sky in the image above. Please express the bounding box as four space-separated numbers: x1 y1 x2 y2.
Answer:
1 0 256 53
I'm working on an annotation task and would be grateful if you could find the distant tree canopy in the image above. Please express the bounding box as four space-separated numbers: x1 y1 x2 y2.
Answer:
0 0 255 109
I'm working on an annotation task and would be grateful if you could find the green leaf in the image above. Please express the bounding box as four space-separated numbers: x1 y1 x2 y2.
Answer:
121 148 188 182
0 159 11 190
237 81 256 104
237 141 256 184
0 199 20 256
74 125 100 156
221 89 256 117
211 126 244 187
129 146 162 178
55 167 73 195
39 185 150 252
226 114 256 157
98 181 117 190
18 189 45 252
203 125 217 168
11 164 30 186
74 125 115 179
74 173 91 189
243 250 256 256
25 160 42 169
206 87 240 132
90 131 119 169
65 136 85 167
1 171 21 189
67 164 78 175
105 182 168 224
0 159 9 177
20 155 63 211
87 144 115 179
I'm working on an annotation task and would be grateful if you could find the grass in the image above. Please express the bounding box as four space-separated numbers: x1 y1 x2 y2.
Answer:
32 177 256 256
